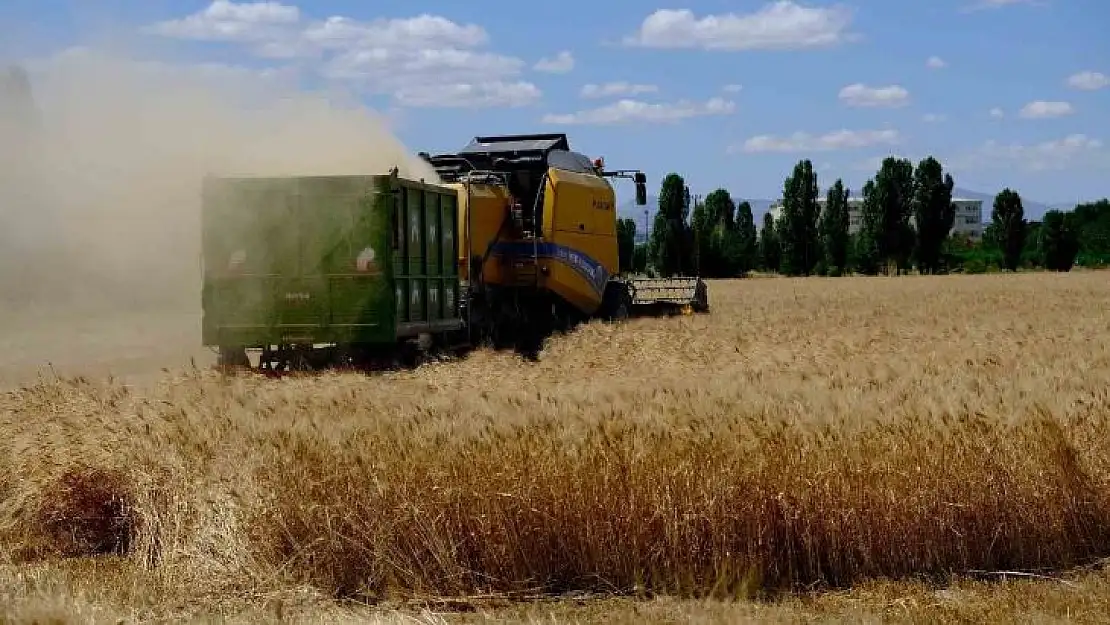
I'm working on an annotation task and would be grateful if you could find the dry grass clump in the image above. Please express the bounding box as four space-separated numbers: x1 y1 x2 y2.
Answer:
32 465 137 559
2 272 1110 611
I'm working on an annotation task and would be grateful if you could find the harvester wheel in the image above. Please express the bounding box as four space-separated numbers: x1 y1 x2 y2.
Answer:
614 290 631 320
599 281 632 322
692 279 710 313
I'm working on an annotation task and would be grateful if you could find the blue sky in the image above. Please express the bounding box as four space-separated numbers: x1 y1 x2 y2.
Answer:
3 0 1108 211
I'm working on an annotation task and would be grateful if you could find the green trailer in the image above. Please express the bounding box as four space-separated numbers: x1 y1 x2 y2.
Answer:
201 171 462 369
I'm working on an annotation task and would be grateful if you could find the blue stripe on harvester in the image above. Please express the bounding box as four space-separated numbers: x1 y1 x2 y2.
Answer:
490 241 609 295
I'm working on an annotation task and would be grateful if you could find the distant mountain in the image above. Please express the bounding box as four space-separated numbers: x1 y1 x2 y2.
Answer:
619 187 1064 239
951 187 1056 219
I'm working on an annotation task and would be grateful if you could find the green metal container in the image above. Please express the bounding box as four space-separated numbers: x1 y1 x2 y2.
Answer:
201 173 461 349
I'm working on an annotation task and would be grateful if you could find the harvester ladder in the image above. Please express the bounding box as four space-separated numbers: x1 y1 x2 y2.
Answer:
521 173 548 287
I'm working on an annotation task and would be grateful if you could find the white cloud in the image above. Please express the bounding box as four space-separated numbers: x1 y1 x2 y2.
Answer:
144 2 540 108
989 107 1005 118
394 82 541 108
534 50 574 73
838 83 909 108
323 47 523 87
144 0 300 41
580 82 658 98
302 14 487 50
960 134 1105 172
1067 70 1109 91
961 0 1042 11
926 56 946 69
623 2 856 50
735 128 900 153
1018 100 1073 119
722 83 743 93
922 113 946 123
542 97 734 125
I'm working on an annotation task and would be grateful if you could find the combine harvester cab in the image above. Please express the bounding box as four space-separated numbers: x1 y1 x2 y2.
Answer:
201 171 463 370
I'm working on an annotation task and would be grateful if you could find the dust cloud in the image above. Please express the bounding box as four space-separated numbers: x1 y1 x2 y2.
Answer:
0 47 438 385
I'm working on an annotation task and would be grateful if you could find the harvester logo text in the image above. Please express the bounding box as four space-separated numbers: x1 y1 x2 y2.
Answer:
488 242 609 297
228 249 246 271
551 246 609 295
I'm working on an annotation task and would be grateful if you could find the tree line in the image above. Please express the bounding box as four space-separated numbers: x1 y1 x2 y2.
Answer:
617 158 1110 278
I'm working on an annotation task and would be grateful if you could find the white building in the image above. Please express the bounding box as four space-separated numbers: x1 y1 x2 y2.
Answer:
950 199 985 239
768 197 984 239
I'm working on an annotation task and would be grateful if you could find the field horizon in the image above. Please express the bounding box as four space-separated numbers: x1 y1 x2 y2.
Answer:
3 271 1110 623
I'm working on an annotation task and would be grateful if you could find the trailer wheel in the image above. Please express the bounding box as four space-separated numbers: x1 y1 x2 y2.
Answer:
613 289 631 320
217 346 249 368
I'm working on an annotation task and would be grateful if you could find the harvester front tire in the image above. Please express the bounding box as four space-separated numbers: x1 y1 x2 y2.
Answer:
692 279 710 313
600 281 632 322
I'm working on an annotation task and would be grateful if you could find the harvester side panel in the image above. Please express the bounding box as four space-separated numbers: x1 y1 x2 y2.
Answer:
202 175 394 347
440 191 459 323
400 185 426 325
202 174 461 349
325 191 389 335
202 176 296 342
453 181 512 285
393 180 463 337
535 166 619 315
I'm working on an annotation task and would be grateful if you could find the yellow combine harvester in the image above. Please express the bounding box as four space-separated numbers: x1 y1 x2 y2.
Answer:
202 132 708 369
420 133 709 353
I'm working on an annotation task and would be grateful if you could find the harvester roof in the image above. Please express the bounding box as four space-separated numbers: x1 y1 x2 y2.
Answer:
419 133 599 183
458 133 569 156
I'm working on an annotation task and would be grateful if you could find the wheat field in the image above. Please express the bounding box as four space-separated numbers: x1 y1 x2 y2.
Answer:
3 272 1110 623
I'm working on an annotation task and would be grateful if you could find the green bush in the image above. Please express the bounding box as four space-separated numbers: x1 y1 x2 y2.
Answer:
963 258 988 274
